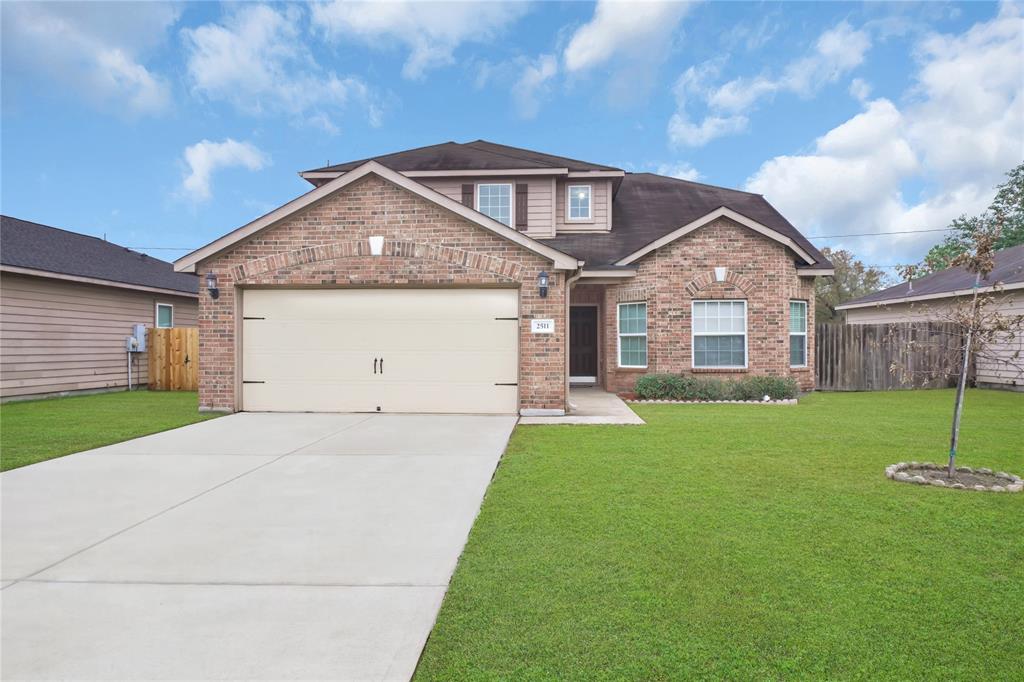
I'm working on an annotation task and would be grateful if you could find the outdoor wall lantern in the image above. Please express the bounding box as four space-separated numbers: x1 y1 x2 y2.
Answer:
205 272 220 300
538 270 550 298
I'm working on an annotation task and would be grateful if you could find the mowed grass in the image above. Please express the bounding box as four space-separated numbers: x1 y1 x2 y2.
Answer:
0 391 218 471
417 390 1024 681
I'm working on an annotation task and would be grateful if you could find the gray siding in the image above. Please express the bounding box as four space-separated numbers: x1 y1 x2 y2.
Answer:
0 272 198 399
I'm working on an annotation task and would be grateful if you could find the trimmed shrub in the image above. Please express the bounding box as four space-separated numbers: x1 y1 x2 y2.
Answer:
633 374 798 401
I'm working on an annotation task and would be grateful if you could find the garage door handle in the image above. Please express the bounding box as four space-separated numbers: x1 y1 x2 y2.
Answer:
374 358 378 374
379 358 384 374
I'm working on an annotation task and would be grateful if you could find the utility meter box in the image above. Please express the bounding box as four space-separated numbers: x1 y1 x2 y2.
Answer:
128 324 147 353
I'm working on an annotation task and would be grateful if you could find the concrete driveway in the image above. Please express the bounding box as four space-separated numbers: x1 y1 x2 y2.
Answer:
1 412 517 681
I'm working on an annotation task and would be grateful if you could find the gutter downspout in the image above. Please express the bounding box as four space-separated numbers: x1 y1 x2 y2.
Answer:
564 264 586 413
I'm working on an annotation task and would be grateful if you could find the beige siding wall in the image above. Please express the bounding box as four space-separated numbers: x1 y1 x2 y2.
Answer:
845 294 1023 390
555 179 612 233
418 176 556 238
0 272 198 399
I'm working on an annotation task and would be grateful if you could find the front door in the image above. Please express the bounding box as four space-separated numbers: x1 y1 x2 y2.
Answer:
569 306 598 382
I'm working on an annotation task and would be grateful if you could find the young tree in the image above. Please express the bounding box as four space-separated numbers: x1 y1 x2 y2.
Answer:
814 247 890 322
921 162 1024 273
891 226 1024 477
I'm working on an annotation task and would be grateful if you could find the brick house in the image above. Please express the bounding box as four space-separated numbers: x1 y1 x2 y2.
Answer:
175 141 833 415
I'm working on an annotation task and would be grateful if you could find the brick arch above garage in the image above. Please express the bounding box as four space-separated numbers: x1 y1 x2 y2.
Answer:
230 240 524 286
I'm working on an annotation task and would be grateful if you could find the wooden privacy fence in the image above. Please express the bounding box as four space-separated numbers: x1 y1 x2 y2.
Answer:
147 327 199 391
816 322 966 391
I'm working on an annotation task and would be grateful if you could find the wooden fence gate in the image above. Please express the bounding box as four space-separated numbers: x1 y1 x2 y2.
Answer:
816 322 966 391
147 327 199 391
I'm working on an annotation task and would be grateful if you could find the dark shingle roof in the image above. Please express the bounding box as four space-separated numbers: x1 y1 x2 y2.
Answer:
306 139 621 174
842 244 1024 307
539 173 830 268
1 215 199 295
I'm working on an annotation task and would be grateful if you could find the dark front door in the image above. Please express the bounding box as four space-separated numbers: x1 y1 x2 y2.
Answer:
570 306 598 379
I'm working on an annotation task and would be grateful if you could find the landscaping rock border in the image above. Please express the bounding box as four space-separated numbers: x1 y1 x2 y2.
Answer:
886 461 1023 492
627 398 798 405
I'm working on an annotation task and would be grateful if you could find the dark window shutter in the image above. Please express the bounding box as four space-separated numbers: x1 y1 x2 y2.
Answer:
515 183 528 231
462 184 474 208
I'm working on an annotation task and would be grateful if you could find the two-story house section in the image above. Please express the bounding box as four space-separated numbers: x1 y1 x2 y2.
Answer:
176 140 833 415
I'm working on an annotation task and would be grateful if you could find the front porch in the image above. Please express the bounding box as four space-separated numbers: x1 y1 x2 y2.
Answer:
521 388 645 425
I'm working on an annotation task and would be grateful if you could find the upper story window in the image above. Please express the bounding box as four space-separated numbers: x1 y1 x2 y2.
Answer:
567 184 592 221
789 300 808 367
692 300 747 368
477 183 512 226
156 303 174 328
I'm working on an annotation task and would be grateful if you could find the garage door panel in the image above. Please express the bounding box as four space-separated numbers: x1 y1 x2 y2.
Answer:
242 381 381 413
241 289 519 414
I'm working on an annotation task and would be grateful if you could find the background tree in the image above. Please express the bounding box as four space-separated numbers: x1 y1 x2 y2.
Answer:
921 162 1024 273
814 247 890 322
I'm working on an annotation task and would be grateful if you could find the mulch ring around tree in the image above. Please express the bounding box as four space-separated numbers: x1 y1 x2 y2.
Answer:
886 462 1023 492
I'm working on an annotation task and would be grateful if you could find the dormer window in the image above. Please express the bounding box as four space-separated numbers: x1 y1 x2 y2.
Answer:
477 183 512 226
567 184 592 221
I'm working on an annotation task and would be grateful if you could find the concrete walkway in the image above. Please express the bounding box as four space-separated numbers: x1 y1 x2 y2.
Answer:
1 412 517 681
518 388 646 425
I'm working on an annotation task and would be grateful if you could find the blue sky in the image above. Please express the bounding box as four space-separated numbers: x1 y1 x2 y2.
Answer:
2 1 1021 272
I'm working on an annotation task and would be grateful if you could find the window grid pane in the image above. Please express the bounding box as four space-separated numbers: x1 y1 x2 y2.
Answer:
569 186 591 219
790 335 807 366
157 305 172 328
693 300 746 367
478 184 512 226
789 301 807 333
618 302 648 366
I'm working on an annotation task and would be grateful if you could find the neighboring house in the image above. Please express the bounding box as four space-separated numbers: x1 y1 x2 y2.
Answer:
838 244 1024 391
175 140 834 416
1 216 199 400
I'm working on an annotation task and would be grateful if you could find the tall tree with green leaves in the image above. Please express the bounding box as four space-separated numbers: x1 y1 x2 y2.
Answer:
814 247 890 322
921 162 1024 273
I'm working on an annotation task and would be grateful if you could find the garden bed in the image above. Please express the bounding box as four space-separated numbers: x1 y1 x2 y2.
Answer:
886 461 1023 491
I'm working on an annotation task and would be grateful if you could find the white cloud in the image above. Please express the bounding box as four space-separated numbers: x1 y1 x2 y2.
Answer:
563 0 693 72
180 139 269 202
183 4 379 132
511 54 559 119
745 4 1024 263
655 162 702 181
311 1 527 79
848 77 872 103
563 0 695 103
669 21 872 147
1 2 178 115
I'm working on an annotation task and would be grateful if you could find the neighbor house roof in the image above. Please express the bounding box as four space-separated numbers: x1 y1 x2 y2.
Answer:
303 139 622 175
838 244 1024 310
1 215 199 295
540 173 831 269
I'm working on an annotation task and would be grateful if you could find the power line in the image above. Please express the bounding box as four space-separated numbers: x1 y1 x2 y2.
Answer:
806 227 956 240
125 246 194 251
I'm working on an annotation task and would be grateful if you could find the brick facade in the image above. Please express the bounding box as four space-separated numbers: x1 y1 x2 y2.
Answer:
572 217 816 394
196 174 566 413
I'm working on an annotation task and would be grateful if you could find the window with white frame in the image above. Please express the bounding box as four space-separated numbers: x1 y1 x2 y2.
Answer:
477 183 512 226
617 302 648 367
156 303 174 328
789 300 807 367
567 184 592 220
692 300 747 368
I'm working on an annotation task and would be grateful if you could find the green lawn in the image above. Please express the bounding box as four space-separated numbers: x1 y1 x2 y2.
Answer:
0 391 218 471
416 389 1024 681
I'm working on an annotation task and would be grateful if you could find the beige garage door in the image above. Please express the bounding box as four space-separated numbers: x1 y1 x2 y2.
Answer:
241 289 519 414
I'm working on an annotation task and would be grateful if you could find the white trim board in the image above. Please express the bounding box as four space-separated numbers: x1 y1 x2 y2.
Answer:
176 160 580 273
0 264 199 298
836 280 1024 310
614 206 818 267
